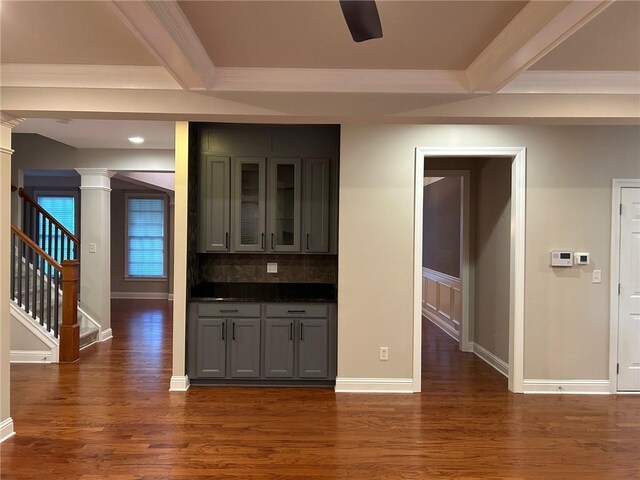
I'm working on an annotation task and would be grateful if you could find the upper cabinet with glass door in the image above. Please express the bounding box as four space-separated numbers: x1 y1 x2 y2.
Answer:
268 158 301 252
232 157 266 252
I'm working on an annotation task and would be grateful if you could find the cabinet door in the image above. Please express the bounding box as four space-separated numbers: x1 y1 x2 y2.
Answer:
264 319 294 378
196 318 227 378
268 158 301 252
229 319 261 378
232 157 266 252
298 319 328 378
199 156 230 252
303 158 331 253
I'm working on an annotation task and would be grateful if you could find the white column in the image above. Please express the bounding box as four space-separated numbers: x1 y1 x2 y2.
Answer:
76 168 115 341
170 122 189 391
1 113 23 443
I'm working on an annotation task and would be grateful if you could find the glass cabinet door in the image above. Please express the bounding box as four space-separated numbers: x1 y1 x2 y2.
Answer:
269 158 301 251
232 157 266 251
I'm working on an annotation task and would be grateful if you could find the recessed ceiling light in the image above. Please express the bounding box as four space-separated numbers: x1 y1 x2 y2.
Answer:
128 136 144 144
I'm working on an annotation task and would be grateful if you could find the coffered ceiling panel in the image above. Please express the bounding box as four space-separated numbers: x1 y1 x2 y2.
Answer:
0 0 159 66
178 0 527 70
532 1 640 71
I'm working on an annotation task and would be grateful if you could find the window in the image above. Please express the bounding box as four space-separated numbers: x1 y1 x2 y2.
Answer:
126 195 166 278
36 194 77 262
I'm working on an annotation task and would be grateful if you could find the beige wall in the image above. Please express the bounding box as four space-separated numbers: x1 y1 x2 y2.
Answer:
338 125 640 381
474 158 511 363
10 316 49 351
110 189 170 295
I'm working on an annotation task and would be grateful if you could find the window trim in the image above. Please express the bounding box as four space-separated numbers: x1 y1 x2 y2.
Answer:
124 192 168 281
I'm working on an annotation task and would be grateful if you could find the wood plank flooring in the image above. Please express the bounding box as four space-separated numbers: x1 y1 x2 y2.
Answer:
1 300 638 479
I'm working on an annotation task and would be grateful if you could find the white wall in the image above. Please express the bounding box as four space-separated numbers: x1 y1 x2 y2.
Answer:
338 125 640 382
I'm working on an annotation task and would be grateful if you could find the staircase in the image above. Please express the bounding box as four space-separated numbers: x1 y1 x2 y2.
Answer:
9 188 98 363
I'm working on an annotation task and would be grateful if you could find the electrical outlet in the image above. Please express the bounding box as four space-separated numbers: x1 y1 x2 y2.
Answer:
89 242 97 253
379 346 389 361
267 262 278 274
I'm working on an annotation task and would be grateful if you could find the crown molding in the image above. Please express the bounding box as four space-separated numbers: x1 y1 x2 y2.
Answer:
109 0 215 90
466 0 614 93
1 64 180 90
211 68 469 93
0 112 24 129
502 71 640 95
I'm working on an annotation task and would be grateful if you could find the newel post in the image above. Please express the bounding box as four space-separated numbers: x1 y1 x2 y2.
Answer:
60 260 80 363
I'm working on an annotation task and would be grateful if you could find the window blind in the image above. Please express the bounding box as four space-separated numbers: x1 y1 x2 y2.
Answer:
37 195 76 262
127 197 165 277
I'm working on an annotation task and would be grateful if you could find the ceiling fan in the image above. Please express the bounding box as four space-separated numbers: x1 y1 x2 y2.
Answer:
339 0 383 42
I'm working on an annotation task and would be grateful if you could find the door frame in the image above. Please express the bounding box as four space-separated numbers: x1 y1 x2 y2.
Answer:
422 170 473 353
413 147 526 393
609 179 640 394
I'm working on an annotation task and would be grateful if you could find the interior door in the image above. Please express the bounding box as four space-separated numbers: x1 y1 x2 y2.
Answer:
618 187 640 391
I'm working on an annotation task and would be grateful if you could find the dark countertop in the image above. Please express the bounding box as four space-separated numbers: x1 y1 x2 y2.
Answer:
190 282 337 303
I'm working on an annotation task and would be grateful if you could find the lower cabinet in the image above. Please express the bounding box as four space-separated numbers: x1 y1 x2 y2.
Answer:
263 318 329 379
188 302 335 384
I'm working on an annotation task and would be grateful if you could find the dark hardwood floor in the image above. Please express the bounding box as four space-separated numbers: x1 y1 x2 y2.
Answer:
1 300 638 479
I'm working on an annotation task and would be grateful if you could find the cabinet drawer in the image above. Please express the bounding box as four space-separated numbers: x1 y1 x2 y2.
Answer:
197 303 260 318
265 304 328 318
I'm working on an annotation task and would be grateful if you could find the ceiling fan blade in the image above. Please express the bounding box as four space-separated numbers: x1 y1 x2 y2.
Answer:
339 0 383 42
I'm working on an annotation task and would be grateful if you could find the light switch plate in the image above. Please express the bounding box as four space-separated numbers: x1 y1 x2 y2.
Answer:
89 242 97 253
267 262 278 274
592 270 602 284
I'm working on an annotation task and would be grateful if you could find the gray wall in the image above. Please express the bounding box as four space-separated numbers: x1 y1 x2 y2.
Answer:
473 158 512 363
110 188 171 295
338 124 640 382
422 177 461 277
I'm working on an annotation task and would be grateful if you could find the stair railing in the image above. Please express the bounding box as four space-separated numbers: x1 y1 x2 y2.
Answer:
17 187 79 263
10 225 80 363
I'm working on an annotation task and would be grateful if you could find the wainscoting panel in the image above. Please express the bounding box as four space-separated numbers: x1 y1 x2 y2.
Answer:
422 267 461 341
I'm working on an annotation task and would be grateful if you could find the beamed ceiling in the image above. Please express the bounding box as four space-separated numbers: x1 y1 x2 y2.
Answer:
1 0 639 136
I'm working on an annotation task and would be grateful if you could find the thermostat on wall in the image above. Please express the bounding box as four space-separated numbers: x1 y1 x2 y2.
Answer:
550 250 573 267
574 252 590 265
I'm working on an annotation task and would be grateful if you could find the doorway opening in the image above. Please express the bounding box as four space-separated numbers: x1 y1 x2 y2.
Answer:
413 147 526 393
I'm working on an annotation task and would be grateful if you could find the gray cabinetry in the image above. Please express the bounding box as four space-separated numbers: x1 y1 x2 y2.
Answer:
232 157 266 252
298 319 329 378
264 319 295 378
198 155 230 252
188 303 261 380
264 303 331 380
189 301 336 384
268 158 301 252
196 318 226 378
229 319 261 378
303 158 331 253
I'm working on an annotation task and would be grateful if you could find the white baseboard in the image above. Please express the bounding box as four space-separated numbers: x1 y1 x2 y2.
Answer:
169 375 190 392
0 417 15 443
523 379 611 394
471 342 509 378
99 328 113 342
423 309 460 342
111 292 169 300
335 377 414 393
10 350 55 363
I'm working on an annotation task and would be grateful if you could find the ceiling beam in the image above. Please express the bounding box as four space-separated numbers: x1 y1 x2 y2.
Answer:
109 1 215 90
466 0 614 93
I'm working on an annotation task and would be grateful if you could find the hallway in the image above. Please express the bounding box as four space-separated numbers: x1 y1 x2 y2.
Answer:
1 301 638 478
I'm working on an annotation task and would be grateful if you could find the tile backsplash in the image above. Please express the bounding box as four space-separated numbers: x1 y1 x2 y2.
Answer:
200 254 337 284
